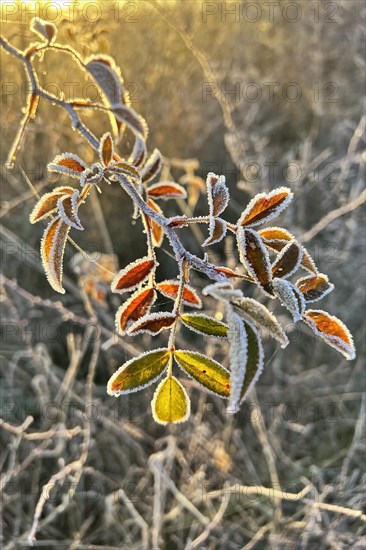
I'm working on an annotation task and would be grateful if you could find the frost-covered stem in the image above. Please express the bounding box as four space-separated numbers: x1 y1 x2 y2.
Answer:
168 259 187 356
117 174 227 283
169 215 237 233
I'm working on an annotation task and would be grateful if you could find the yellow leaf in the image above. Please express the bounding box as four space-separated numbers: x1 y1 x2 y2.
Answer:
107 349 170 396
174 350 230 398
151 376 190 425
181 313 228 338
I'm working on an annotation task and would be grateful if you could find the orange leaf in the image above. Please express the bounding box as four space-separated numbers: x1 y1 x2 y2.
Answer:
296 274 334 302
30 187 74 224
258 227 294 241
111 256 156 294
237 228 273 296
99 132 114 167
41 216 70 294
303 310 355 360
238 187 293 227
128 312 177 336
148 182 187 200
157 280 202 308
214 266 244 278
272 241 302 279
48 153 86 178
115 288 157 334
147 199 164 247
141 149 162 184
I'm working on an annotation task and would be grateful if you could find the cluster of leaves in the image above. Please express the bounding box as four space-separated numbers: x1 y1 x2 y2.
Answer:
4 18 356 425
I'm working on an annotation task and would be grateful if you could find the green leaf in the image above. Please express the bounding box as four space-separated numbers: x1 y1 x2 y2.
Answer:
151 376 191 425
240 322 264 404
107 349 170 396
174 350 230 398
180 313 228 338
231 297 288 348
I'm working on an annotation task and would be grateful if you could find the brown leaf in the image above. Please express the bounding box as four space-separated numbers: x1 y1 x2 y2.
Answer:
296 274 334 302
238 187 293 227
141 149 162 184
237 227 273 296
147 199 164 247
202 218 227 247
30 187 75 224
41 216 70 294
303 310 355 360
148 182 187 200
57 191 83 230
111 256 156 294
128 312 177 335
272 241 302 279
115 288 157 334
157 280 202 308
259 227 318 274
30 17 56 43
206 172 229 217
128 137 147 167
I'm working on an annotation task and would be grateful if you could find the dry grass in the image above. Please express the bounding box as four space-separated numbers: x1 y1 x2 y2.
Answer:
1 1 365 548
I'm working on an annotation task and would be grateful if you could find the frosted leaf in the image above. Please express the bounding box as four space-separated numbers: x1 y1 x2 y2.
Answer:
273 278 305 322
127 312 177 336
271 241 303 279
157 280 202 308
115 287 157 335
48 153 86 179
30 187 74 224
303 310 356 361
128 137 147 167
30 17 56 43
107 348 170 396
226 305 248 414
239 321 264 404
203 282 243 302
237 227 274 297
231 297 289 348
296 274 334 303
147 182 187 200
111 256 157 294
202 218 227 247
85 56 124 106
41 216 70 294
238 187 293 227
99 132 114 167
140 149 162 184
112 104 148 141
57 190 83 230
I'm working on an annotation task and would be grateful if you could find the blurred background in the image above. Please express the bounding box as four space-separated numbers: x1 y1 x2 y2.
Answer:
1 1 365 548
